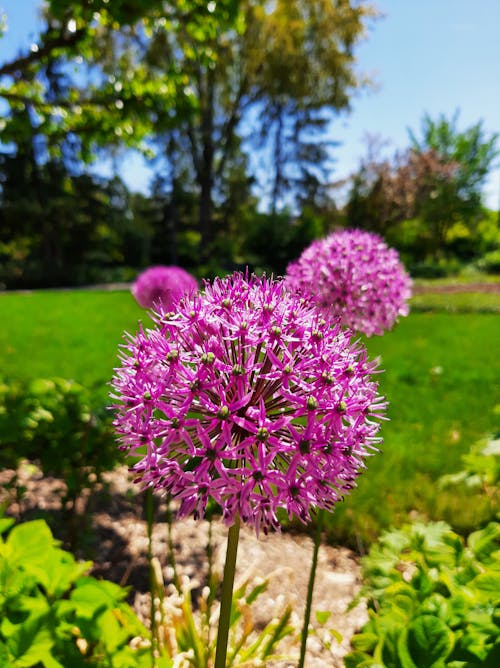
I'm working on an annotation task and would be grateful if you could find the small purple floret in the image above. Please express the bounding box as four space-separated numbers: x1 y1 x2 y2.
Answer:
112 272 386 534
286 229 412 336
132 265 198 309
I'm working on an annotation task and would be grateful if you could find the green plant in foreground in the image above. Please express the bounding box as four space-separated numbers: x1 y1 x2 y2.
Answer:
0 377 118 545
0 517 151 667
345 520 500 667
439 433 500 516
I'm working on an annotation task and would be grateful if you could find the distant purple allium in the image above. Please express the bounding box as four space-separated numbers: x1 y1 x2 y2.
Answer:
286 229 412 336
132 266 198 309
112 272 386 534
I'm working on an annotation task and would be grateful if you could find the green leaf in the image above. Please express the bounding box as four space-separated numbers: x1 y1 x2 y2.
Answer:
315 610 331 625
351 632 378 653
70 577 126 616
405 615 454 667
483 642 500 667
344 650 377 668
5 619 56 667
472 573 500 598
0 518 15 535
5 521 55 569
0 640 10 665
468 523 500 562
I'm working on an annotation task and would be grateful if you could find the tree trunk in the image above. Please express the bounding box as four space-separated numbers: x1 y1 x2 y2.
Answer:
199 167 213 257
271 104 284 214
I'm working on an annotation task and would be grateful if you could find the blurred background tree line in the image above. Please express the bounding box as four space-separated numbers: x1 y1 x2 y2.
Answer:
0 0 498 289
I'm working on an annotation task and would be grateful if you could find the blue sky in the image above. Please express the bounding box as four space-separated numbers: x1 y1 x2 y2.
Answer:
1 0 499 208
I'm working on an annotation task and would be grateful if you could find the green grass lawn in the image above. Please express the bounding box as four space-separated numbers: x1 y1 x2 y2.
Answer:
331 309 499 548
1 285 499 547
0 289 143 404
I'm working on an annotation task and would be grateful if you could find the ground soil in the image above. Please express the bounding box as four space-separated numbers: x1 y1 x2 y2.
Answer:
1 463 368 667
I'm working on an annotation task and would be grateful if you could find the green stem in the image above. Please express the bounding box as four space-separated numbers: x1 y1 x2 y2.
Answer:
298 509 324 668
145 488 156 666
214 515 241 668
206 516 215 651
166 495 180 590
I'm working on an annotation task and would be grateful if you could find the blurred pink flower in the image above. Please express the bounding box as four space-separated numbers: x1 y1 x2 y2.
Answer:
132 265 198 309
286 229 412 336
112 272 386 534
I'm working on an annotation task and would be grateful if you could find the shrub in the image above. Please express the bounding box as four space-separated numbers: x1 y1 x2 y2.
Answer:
476 249 500 274
0 378 118 529
0 517 151 667
345 520 500 667
439 432 500 522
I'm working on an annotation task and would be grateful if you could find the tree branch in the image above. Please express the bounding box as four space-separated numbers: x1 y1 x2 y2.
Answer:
0 27 86 78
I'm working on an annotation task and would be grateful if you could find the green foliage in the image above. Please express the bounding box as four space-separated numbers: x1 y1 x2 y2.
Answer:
407 112 499 259
242 210 324 274
346 113 499 268
0 150 143 289
0 518 151 667
0 377 117 515
345 520 500 667
477 250 500 275
0 0 376 273
439 433 500 512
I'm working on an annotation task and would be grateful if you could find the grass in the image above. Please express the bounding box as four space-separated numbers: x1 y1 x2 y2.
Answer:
0 289 143 404
411 291 500 313
1 283 499 547
330 310 499 548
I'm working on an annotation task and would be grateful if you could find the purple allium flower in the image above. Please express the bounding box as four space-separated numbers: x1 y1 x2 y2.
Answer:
285 229 412 336
112 272 386 534
132 266 198 309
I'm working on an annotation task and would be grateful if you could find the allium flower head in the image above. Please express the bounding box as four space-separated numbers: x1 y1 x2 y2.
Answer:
112 272 386 534
286 229 412 336
132 265 198 309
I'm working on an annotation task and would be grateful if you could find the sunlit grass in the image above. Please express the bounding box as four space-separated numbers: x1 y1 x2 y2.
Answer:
330 311 499 548
0 289 143 404
410 291 500 313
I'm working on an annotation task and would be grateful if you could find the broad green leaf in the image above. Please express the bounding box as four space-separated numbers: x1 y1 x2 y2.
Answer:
5 521 56 569
0 518 15 535
379 627 405 668
405 615 454 667
5 619 55 667
351 632 378 653
344 650 377 668
472 573 500 598
0 640 9 665
468 523 500 562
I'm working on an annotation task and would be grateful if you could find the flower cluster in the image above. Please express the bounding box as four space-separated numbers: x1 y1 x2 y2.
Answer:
286 229 412 336
132 266 198 309
112 273 386 534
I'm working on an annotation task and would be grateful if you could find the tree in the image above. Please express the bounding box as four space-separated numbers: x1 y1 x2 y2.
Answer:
74 0 377 260
0 0 376 274
0 1 241 281
346 115 499 260
408 112 499 254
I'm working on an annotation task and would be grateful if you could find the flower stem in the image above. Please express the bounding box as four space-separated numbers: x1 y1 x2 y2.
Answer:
214 514 241 668
298 509 324 668
165 495 180 590
145 488 156 664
